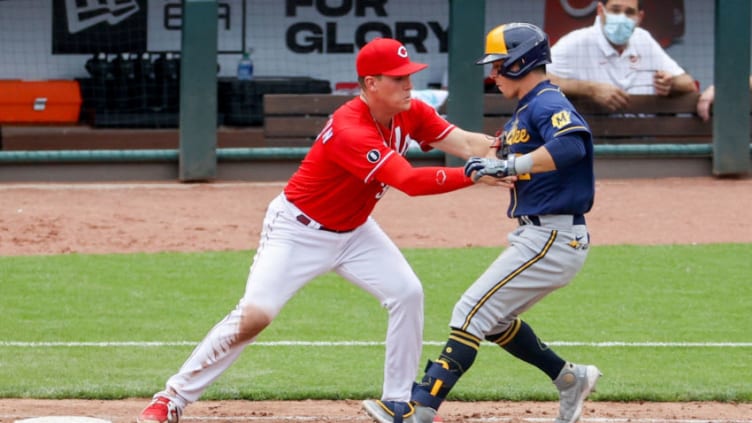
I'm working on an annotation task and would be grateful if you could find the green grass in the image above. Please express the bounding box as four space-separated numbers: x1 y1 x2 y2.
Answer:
1 244 750 401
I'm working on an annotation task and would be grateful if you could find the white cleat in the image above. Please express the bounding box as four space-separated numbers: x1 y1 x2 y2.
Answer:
553 363 602 423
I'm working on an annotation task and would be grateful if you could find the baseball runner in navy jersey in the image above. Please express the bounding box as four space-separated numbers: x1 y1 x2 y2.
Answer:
363 23 601 423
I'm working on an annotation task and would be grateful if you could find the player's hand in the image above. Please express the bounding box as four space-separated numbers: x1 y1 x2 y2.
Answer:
653 70 673 96
591 82 629 112
476 174 517 188
464 157 515 182
491 132 511 158
463 157 486 178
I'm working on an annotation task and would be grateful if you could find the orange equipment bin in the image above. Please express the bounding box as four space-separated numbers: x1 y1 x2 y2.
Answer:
0 79 82 124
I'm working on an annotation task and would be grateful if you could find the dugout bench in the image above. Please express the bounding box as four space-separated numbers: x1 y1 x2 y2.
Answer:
262 92 720 146
0 92 723 151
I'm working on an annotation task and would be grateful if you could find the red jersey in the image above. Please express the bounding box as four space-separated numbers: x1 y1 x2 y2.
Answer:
284 97 456 231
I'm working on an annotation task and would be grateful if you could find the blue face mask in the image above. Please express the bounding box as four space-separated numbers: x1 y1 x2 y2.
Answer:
603 12 636 46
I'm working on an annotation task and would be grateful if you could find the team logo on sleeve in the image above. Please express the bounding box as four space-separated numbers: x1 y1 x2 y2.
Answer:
551 110 572 129
367 149 381 163
435 169 447 185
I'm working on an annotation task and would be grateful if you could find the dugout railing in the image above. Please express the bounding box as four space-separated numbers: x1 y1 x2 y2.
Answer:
0 93 750 182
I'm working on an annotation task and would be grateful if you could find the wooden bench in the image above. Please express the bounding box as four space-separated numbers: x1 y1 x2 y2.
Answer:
263 92 720 147
263 94 351 146
0 93 723 151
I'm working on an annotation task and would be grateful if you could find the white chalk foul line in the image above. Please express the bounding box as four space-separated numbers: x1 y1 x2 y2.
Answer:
1 341 752 348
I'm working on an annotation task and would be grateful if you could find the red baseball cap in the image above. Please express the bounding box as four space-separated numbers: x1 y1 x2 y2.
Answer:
356 38 428 77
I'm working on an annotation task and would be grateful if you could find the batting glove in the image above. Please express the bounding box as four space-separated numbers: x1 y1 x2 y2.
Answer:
463 157 486 178
470 156 517 182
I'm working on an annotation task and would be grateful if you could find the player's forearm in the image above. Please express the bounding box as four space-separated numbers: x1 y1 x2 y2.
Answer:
519 147 557 173
398 167 472 196
433 128 495 159
377 158 472 196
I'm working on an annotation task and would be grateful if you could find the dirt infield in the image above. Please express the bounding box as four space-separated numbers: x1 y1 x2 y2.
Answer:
2 177 752 256
1 176 751 422
2 398 752 423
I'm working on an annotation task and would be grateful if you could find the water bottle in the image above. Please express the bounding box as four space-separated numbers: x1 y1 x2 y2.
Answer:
237 49 254 80
85 52 113 81
137 52 155 81
112 52 137 80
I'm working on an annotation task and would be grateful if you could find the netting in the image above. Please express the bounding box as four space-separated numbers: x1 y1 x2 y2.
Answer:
0 0 740 130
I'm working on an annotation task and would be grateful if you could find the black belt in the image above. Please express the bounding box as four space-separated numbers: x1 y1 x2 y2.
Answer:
296 214 355 234
517 214 586 226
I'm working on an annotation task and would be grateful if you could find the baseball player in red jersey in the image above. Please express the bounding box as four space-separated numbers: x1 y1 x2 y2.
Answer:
137 37 500 423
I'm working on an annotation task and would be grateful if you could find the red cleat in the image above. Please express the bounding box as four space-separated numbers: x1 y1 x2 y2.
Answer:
137 396 181 423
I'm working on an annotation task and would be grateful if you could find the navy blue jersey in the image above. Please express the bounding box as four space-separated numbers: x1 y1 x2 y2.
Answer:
503 80 595 217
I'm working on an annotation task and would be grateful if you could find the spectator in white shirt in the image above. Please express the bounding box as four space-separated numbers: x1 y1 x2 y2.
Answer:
547 0 697 111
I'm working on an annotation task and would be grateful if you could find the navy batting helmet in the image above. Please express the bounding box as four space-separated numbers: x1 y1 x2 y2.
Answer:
476 23 551 79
